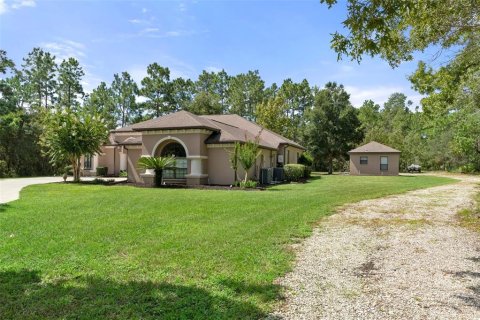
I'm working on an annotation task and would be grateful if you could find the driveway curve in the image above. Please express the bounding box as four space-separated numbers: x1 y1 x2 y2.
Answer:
0 176 127 204
0 177 63 204
269 174 480 320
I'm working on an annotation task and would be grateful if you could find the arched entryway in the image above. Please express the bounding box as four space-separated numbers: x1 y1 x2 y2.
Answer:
157 142 188 179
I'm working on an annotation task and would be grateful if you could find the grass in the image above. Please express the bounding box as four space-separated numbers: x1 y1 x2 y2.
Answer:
0 174 454 319
458 184 480 232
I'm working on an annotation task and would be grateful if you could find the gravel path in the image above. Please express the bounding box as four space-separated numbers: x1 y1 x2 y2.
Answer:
269 175 480 320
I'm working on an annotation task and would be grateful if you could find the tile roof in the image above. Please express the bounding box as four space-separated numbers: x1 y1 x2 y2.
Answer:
348 141 401 153
201 114 305 150
113 110 220 132
112 111 305 150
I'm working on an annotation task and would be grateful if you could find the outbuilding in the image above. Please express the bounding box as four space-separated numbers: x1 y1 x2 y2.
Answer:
348 141 401 176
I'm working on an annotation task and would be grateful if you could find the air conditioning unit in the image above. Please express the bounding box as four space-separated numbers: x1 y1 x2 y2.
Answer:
260 168 273 184
272 167 284 182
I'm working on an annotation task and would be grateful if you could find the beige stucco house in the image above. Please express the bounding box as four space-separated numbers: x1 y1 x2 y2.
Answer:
348 141 401 176
81 110 305 186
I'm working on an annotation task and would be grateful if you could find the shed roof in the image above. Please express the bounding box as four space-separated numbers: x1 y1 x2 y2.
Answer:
348 141 401 154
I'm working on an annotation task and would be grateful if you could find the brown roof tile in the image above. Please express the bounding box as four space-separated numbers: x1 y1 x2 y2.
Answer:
112 111 305 150
348 141 401 153
201 114 305 150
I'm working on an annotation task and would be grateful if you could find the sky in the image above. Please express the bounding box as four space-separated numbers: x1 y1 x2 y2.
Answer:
0 0 432 107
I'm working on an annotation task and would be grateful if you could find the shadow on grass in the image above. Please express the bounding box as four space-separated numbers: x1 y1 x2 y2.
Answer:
0 270 273 319
0 203 11 212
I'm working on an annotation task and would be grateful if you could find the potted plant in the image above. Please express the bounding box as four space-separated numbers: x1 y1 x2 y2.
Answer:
137 156 176 187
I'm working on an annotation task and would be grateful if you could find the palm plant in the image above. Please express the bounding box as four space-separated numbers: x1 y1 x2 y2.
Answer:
137 156 176 187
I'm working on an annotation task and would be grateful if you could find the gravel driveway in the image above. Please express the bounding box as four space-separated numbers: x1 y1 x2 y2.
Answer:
269 175 480 320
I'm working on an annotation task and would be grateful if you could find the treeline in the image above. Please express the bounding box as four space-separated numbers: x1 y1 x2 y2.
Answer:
1 47 478 177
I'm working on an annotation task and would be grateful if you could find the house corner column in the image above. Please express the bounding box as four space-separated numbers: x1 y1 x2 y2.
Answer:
186 156 208 185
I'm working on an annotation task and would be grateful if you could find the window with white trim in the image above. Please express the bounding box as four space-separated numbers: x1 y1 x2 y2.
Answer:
380 156 388 171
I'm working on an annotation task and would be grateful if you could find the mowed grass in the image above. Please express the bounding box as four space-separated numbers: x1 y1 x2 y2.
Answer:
458 184 480 232
0 174 454 319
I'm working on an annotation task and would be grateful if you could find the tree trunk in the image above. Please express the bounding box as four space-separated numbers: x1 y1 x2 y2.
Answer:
72 159 80 182
154 169 163 187
328 157 333 175
244 170 249 183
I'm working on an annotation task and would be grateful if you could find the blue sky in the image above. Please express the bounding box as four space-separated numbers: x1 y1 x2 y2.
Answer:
0 0 429 107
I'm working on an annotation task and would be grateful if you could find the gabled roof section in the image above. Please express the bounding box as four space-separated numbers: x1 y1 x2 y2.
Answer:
201 114 305 150
111 111 305 150
348 141 401 154
112 110 220 132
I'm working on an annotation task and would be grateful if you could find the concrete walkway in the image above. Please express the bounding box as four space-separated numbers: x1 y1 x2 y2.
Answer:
0 176 127 204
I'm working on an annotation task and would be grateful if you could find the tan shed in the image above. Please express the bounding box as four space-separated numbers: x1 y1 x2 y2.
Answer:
348 141 401 176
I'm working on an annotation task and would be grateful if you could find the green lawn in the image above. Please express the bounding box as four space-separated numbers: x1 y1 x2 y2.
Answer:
0 174 454 319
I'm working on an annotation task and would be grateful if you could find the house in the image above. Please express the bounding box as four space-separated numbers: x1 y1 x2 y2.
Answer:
81 110 305 186
348 141 401 176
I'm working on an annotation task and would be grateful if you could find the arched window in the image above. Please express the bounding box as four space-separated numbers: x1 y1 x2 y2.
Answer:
161 142 186 157
161 142 187 179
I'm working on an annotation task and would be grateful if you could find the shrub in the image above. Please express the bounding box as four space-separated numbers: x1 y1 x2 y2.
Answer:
86 178 116 185
298 152 313 166
284 164 306 182
96 166 108 176
239 180 258 188
303 165 312 178
0 160 10 178
119 170 128 177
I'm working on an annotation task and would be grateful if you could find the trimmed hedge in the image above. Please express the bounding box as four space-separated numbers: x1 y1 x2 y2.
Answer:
284 164 312 182
284 164 304 182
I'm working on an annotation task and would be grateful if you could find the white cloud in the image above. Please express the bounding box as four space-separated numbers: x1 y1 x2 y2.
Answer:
128 19 144 24
141 7 147 14
127 56 196 86
205 66 222 73
179 2 187 12
11 0 35 9
38 39 103 94
40 39 86 63
0 0 7 14
141 27 160 33
344 85 424 110
344 85 404 107
127 65 148 84
0 0 36 14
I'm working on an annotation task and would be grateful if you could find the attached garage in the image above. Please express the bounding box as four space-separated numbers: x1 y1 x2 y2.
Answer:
348 141 401 176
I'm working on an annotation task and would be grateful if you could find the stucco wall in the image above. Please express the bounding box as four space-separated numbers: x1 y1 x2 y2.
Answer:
207 146 235 185
142 131 211 157
126 148 142 183
97 147 115 175
278 145 304 165
349 153 400 176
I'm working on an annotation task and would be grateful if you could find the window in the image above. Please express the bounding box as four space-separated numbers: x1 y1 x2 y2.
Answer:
84 155 92 170
380 156 388 171
287 150 290 164
161 142 187 179
360 156 368 165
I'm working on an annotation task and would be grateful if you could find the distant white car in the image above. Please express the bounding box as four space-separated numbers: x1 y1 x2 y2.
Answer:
407 164 421 173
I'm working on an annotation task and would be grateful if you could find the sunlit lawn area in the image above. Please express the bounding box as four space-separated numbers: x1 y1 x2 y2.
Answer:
0 174 454 319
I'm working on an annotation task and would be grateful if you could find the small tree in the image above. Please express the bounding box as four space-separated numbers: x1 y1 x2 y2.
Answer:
236 134 261 183
137 156 176 187
41 110 108 182
226 143 240 183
